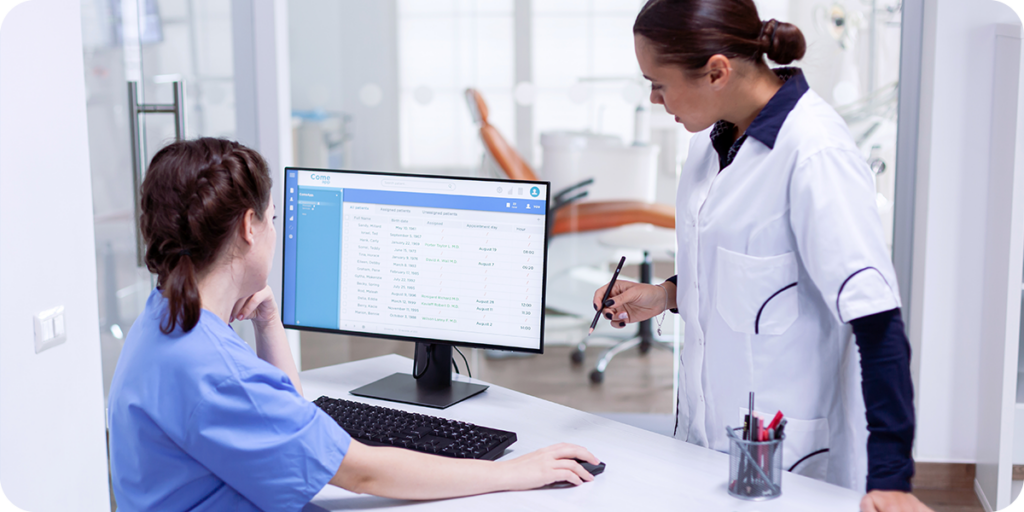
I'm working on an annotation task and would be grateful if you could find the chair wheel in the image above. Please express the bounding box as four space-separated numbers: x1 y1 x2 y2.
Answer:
570 349 585 364
589 369 604 383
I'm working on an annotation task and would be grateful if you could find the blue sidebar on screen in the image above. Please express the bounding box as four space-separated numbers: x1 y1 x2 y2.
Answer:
282 171 342 329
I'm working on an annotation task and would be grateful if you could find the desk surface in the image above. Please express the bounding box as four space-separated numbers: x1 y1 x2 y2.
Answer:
302 355 861 511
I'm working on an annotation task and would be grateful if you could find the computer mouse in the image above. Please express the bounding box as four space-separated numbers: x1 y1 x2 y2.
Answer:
574 459 606 477
547 460 605 488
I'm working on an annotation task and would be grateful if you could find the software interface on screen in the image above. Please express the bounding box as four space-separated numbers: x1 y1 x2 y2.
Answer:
281 169 548 351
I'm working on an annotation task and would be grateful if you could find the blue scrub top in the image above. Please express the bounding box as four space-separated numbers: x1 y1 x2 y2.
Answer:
108 289 351 511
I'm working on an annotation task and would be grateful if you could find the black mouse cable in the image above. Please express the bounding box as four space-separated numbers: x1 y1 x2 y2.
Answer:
454 346 471 379
413 345 433 379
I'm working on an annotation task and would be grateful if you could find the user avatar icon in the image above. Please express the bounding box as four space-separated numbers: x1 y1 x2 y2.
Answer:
530 186 540 197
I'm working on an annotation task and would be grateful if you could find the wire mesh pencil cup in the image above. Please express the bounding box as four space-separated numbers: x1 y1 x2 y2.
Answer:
727 427 784 501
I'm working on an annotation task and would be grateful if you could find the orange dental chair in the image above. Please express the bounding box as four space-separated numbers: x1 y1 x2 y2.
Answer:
465 88 676 382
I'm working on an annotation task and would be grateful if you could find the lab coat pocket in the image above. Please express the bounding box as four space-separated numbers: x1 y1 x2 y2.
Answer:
781 416 831 481
715 247 799 335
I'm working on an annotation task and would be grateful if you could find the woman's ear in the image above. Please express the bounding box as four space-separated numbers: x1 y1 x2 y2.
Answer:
706 54 732 90
240 208 257 246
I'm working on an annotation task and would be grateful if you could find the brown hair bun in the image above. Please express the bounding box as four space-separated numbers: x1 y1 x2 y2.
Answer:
760 18 806 65
634 0 806 70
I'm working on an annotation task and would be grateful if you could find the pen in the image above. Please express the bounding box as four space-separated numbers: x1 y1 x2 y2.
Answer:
767 410 784 431
589 256 626 336
757 418 766 473
748 392 754 440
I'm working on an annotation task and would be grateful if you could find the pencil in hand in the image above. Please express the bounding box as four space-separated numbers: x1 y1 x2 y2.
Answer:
589 256 626 336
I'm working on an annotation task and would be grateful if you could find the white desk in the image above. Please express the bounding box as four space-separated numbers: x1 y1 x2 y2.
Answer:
302 355 861 511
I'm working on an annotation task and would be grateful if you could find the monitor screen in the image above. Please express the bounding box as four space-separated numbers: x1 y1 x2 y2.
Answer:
281 168 549 353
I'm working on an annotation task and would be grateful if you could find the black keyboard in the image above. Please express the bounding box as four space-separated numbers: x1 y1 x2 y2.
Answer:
313 396 517 460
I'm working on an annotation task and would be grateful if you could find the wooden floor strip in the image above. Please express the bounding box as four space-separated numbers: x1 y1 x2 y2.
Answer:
913 463 977 490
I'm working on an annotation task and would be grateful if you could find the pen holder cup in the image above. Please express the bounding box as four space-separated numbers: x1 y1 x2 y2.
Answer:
727 428 784 501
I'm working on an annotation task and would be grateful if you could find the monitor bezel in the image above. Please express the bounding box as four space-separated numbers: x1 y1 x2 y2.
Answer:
280 166 550 355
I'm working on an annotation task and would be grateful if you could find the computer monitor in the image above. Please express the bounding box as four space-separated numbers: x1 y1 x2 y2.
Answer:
281 167 550 408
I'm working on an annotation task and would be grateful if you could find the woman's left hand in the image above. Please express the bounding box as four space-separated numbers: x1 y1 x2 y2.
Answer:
861 490 933 512
231 285 280 329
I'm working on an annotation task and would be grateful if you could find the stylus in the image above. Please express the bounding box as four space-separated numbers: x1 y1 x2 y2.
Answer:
589 256 627 336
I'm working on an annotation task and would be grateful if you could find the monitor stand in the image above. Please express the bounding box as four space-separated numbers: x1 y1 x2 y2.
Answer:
349 343 488 409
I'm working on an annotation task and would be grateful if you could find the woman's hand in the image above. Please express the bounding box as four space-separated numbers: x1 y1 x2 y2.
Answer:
861 490 933 512
593 280 672 329
231 285 280 330
495 443 600 490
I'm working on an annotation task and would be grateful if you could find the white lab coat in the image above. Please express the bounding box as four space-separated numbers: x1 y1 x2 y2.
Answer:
672 88 900 492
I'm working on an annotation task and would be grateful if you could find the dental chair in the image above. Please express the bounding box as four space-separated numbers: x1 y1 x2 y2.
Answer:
464 88 676 383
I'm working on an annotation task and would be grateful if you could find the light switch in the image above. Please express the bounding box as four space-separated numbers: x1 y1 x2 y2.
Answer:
53 314 65 336
34 306 67 353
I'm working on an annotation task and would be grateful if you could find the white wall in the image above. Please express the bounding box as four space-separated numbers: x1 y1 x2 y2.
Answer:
0 0 110 509
912 0 1022 463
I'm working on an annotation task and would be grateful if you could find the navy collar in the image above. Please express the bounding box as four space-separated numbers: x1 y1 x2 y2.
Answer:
709 68 809 170
744 67 808 149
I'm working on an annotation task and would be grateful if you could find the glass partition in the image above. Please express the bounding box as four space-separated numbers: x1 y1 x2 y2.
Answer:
81 0 237 406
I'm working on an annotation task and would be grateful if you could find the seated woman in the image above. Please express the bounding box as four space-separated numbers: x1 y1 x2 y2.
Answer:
107 138 599 511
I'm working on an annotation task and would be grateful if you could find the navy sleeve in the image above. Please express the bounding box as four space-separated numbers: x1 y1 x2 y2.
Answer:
664 275 679 314
850 308 915 492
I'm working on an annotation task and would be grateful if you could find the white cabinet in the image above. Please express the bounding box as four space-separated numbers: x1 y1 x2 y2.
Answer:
976 22 1024 512
1016 307 1024 467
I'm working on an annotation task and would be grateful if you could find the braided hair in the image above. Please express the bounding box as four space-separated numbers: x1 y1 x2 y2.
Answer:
139 138 272 334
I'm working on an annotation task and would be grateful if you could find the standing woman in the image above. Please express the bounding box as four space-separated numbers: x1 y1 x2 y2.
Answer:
594 1 929 510
108 138 599 511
